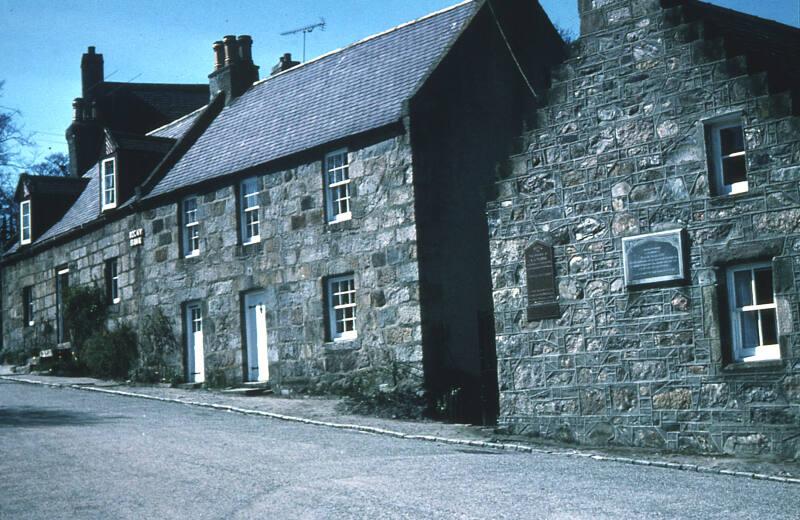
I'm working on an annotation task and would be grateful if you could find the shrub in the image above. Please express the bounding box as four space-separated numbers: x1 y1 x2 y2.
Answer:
63 285 107 353
81 323 138 379
130 309 181 384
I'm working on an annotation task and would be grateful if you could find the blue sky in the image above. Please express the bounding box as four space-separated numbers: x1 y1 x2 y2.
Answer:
0 0 797 163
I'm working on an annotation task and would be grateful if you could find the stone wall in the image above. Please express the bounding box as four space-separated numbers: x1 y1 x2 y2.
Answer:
3 134 423 391
489 0 800 458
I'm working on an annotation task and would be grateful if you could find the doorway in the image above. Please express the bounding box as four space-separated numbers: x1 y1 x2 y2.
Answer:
185 303 204 383
243 291 269 382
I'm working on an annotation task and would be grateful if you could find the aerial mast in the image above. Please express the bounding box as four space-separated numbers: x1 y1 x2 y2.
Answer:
280 18 326 62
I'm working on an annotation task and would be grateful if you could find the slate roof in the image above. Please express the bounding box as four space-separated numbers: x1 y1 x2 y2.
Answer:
148 105 207 140
36 167 100 244
98 82 209 130
146 0 479 198
15 174 88 201
109 131 176 155
4 0 479 255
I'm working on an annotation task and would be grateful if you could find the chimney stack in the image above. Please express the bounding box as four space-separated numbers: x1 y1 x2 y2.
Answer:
271 53 300 76
80 46 104 99
208 34 260 105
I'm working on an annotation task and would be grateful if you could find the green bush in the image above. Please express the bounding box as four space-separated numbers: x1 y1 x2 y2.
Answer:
63 285 107 353
130 309 181 384
81 323 138 379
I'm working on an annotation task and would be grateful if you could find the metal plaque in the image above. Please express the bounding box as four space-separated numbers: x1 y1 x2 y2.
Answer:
622 229 686 287
524 241 559 321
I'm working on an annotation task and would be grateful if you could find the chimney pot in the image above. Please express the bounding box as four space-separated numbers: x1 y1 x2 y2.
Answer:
222 35 238 65
87 46 95 54
237 35 253 63
72 98 84 122
212 41 225 70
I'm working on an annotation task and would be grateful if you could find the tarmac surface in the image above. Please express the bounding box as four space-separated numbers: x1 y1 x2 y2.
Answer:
1 378 799 519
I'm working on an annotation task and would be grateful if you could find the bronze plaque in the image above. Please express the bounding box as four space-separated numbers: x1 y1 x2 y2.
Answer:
524 241 559 321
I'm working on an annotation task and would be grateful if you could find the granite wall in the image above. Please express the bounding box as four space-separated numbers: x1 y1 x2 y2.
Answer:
3 134 423 390
489 0 800 458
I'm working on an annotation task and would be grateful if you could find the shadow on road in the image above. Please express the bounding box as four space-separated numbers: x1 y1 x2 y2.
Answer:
0 406 122 428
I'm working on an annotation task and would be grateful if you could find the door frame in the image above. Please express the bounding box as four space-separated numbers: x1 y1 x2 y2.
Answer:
241 289 270 383
183 301 205 383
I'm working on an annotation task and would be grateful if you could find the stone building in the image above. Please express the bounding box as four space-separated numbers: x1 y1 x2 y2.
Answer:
490 0 800 457
2 0 563 424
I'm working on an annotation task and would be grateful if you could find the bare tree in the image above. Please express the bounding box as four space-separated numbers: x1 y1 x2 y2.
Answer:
29 152 69 177
0 80 31 247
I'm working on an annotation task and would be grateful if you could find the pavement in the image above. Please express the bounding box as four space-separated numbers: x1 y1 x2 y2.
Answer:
2 378 799 519
1 365 799 486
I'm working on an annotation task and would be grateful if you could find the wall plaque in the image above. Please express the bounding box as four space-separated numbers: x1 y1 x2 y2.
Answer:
524 241 559 321
129 228 144 247
622 229 686 286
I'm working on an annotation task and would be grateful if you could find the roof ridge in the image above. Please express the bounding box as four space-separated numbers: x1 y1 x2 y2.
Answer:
689 0 800 35
147 104 208 136
251 0 477 87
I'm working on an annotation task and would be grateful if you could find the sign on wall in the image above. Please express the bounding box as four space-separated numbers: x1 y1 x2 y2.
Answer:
622 229 686 287
525 241 559 321
129 228 144 247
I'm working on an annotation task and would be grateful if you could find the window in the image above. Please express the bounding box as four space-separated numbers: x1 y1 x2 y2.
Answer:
726 262 780 362
101 158 117 210
707 118 747 195
23 286 34 327
326 274 357 341
182 196 200 257
20 200 31 245
105 258 120 304
324 149 351 223
240 178 260 244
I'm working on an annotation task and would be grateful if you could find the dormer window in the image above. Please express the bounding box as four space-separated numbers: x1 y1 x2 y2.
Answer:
20 200 31 245
101 158 117 210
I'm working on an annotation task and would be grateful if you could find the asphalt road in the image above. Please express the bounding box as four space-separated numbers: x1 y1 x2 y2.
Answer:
1 380 798 519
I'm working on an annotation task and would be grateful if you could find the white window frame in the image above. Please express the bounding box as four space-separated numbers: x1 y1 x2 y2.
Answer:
726 262 780 363
23 286 34 327
325 149 352 223
708 117 747 196
20 200 31 245
106 258 120 304
240 178 261 245
101 157 117 210
327 274 357 341
182 196 201 257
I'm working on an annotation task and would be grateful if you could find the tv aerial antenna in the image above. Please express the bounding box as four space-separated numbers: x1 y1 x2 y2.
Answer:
280 18 326 62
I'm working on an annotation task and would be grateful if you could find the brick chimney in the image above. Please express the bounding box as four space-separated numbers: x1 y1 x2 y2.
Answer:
578 0 662 36
68 47 106 177
208 34 260 105
81 46 104 99
271 53 300 76
66 98 103 177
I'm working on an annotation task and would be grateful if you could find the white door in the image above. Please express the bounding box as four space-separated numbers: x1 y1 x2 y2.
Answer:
186 304 205 383
244 291 269 382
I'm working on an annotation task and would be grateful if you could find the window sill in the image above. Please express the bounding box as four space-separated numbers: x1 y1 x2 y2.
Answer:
325 336 359 350
184 252 201 259
325 217 355 232
722 359 784 374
